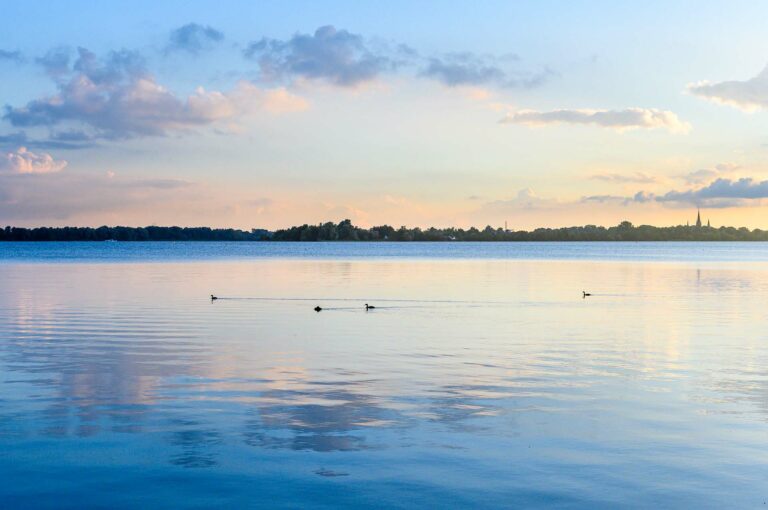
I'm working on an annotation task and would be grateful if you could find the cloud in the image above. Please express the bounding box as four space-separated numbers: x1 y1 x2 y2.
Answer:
240 25 556 93
0 171 202 220
167 23 224 55
422 55 502 87
512 188 547 207
580 191 656 205
420 53 555 88
184 81 308 120
590 172 658 184
681 163 739 185
241 25 554 90
0 130 96 150
35 47 72 77
480 175 768 216
123 178 191 189
0 132 30 147
482 188 559 212
656 177 768 207
0 49 23 63
580 190 656 206
596 177 768 209
244 25 394 87
631 191 656 203
0 147 67 174
246 197 273 214
5 48 307 140
581 194 626 204
50 129 95 144
682 168 720 185
688 65 768 111
321 202 370 224
500 108 691 133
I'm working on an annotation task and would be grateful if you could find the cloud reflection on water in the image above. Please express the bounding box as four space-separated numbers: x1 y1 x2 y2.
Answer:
1 259 768 505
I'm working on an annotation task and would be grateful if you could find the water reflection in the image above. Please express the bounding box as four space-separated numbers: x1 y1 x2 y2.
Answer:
245 386 405 451
427 385 503 432
168 419 221 468
0 276 209 438
2 259 768 507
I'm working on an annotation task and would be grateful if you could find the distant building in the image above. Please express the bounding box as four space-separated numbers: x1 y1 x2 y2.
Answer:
692 209 712 228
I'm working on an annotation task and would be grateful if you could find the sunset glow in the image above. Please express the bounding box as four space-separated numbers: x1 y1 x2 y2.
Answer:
2 1 768 229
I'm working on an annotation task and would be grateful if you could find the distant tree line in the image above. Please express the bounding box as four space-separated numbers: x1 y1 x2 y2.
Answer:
3 220 768 241
0 226 271 241
269 220 768 242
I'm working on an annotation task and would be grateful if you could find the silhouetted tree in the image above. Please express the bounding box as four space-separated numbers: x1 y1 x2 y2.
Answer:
5 220 768 242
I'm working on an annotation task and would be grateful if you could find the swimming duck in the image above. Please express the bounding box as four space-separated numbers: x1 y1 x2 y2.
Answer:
582 291 591 298
211 294 218 300
365 303 375 310
314 306 322 312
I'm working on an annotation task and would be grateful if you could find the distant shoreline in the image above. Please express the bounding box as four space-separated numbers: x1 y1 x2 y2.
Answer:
2 220 768 242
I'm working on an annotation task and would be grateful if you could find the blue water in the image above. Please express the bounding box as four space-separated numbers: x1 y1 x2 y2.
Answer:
2 241 768 263
1 244 768 508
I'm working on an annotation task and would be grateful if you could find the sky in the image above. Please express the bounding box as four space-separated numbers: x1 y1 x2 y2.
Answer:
3 0 768 229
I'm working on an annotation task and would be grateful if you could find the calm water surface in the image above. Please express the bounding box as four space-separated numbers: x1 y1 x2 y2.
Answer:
3 241 768 262
1 243 767 508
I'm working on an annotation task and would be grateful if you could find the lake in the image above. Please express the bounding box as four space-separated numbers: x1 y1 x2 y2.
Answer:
1 242 767 508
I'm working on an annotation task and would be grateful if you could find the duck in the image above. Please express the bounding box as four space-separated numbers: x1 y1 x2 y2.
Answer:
211 294 218 300
314 306 322 312
582 291 591 298
365 303 375 310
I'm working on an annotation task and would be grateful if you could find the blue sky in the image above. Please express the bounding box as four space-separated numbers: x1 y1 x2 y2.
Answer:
2 1 768 228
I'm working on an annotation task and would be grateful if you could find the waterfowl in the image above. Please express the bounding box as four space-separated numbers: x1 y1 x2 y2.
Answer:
582 291 591 298
365 303 375 310
314 306 322 312
211 294 218 300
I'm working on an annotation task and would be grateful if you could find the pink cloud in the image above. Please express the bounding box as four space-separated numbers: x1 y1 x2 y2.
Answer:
1 147 67 174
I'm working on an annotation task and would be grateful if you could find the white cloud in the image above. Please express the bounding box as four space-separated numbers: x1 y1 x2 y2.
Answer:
681 163 740 185
4 48 308 140
590 172 658 184
688 65 768 112
1 147 67 174
500 108 690 133
187 82 308 120
482 188 560 212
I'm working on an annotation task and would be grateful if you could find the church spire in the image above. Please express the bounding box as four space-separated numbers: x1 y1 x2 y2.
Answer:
696 208 702 228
